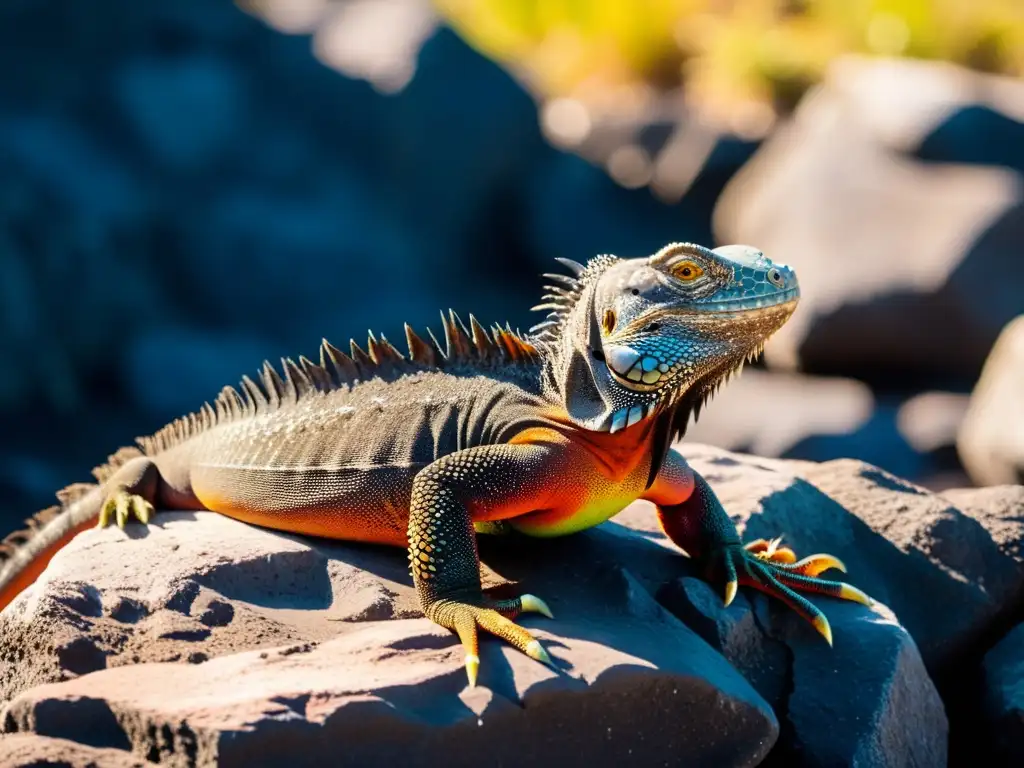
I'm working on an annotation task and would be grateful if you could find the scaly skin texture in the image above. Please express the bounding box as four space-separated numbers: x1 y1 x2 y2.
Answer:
0 242 872 686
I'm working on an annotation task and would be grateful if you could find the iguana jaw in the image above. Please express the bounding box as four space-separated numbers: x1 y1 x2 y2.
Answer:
603 294 799 395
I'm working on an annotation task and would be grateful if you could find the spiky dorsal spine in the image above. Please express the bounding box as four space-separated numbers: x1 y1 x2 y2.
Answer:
133 313 539 458
529 254 619 346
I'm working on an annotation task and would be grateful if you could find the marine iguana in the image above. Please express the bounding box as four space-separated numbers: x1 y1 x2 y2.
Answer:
0 242 870 686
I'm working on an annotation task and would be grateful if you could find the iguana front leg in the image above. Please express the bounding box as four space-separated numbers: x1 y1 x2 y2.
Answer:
409 443 561 687
644 449 872 644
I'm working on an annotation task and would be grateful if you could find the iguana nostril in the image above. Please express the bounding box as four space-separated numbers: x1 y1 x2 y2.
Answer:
767 268 784 287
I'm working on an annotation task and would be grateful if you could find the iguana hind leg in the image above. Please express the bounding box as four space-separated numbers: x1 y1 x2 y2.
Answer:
96 457 159 529
409 444 560 687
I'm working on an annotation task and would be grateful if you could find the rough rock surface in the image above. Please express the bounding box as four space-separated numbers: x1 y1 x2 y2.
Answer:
0 447 968 766
0 511 778 767
714 55 1024 383
0 734 147 767
959 315 1024 487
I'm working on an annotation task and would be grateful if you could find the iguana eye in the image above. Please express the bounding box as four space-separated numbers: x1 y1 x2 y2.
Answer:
671 260 703 282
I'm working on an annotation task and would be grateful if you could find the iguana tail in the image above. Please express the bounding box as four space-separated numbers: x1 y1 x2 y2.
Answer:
0 446 147 612
0 487 103 612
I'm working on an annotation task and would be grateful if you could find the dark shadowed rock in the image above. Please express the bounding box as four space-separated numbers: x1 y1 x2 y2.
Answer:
959 315 1024 487
2 621 775 768
982 622 1024 763
714 56 1024 383
656 579 946 767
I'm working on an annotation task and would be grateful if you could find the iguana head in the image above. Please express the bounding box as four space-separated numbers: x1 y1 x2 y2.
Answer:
533 242 799 435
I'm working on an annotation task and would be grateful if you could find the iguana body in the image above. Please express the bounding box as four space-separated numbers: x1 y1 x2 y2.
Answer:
0 243 870 685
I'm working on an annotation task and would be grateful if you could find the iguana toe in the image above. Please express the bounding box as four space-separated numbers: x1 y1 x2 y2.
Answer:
428 596 555 688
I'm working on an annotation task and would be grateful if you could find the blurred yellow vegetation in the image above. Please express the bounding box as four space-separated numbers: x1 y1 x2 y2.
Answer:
434 0 1024 114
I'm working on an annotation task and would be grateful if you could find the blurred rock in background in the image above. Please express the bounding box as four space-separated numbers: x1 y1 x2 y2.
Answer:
959 315 1024 487
715 56 1024 387
0 0 1021 530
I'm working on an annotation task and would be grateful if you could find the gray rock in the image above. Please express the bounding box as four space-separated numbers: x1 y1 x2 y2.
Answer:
679 370 969 487
958 315 1024 486
714 55 1024 381
0 510 777 767
656 578 947 768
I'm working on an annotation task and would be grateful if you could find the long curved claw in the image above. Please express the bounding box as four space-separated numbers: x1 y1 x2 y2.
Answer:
723 552 738 607
131 496 153 525
526 639 554 667
813 614 833 646
741 558 835 645
96 499 113 528
465 653 481 688
520 594 554 619
115 493 130 529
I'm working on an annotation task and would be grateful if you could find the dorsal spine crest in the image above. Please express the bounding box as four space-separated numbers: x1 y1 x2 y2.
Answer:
126 317 542 460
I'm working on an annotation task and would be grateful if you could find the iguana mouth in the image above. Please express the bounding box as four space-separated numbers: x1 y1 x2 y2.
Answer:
604 345 671 392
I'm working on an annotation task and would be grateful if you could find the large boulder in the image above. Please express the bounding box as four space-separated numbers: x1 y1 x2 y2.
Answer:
959 315 1024 486
714 55 1024 383
0 512 777 767
0 447 970 766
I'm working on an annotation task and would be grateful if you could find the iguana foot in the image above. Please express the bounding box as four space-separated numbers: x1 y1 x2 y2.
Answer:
713 541 872 645
425 593 554 687
96 489 154 529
